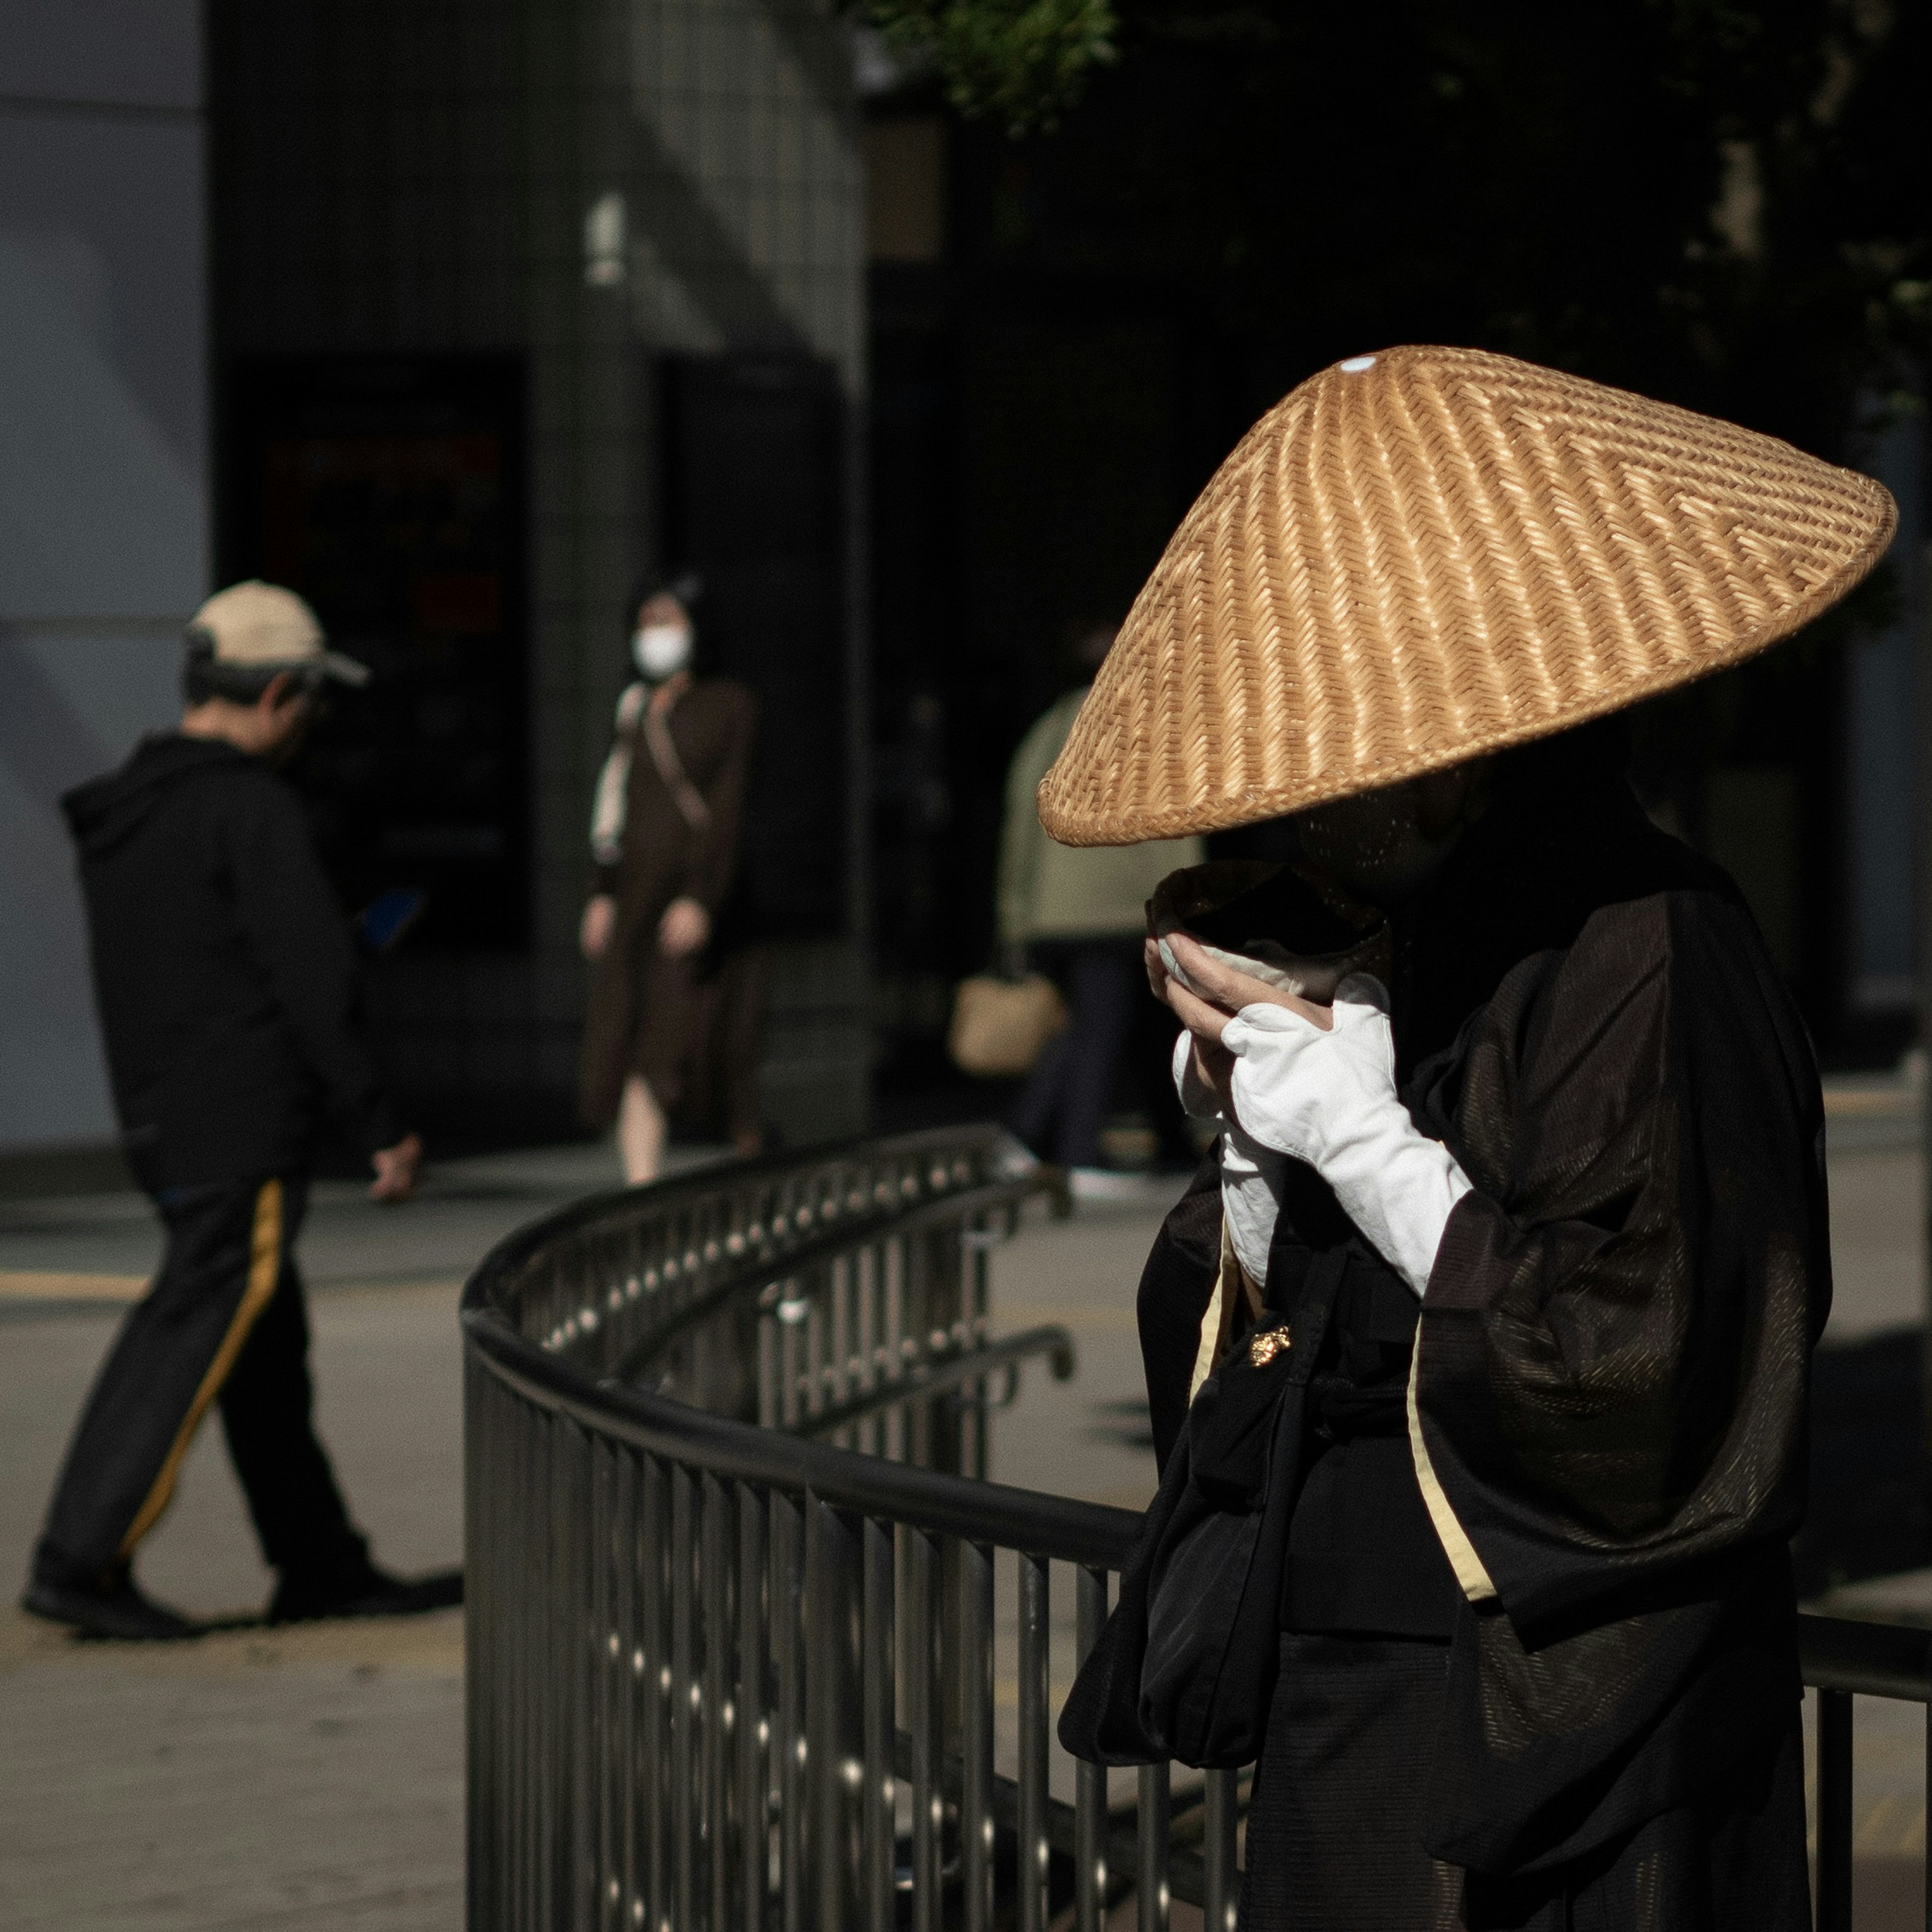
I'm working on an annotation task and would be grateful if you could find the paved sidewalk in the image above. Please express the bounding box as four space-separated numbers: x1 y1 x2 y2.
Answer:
0 1146 641 1932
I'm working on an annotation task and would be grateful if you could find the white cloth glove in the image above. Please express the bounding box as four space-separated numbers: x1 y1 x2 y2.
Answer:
1172 1031 1290 1290
1218 976 1472 1298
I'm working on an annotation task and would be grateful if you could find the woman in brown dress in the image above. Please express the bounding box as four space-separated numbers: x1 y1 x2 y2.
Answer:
579 583 763 1181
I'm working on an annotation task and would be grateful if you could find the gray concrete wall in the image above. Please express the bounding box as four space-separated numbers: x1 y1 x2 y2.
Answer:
0 1 209 1153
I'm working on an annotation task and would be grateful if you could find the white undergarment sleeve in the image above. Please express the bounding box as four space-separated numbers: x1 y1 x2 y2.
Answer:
1171 1032 1289 1287
1219 976 1472 1298
1219 1128 1290 1289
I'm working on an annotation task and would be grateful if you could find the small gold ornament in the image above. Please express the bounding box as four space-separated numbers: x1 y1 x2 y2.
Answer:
1248 1326 1292 1367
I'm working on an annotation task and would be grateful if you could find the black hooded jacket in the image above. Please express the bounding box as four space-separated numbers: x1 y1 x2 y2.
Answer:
62 734 400 1189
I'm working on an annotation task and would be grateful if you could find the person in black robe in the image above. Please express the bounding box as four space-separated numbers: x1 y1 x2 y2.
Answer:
1032 346 1898 1932
1137 725 1825 1927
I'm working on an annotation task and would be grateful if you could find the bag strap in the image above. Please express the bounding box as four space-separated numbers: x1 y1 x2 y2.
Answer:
642 690 712 835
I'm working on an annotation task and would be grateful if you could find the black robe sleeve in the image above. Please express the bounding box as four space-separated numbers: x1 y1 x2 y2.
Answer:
1405 889 1829 1874
1413 889 1829 1639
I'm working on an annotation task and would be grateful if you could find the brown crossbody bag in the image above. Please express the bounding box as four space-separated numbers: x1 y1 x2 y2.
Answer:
642 695 711 834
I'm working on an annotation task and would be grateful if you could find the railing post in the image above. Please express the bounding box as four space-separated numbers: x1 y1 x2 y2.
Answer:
1816 1686 1854 1932
737 1482 770 1931
1137 1761 1170 1932
960 1540 996 1932
905 1525 943 1931
701 1471 733 1932
807 1493 865 1932
641 1453 667 1932
773 1486 806 1932
1018 1554 1052 1932
1202 1769 1240 1932
1074 1567 1110 1932
671 1463 697 1932
862 1515 897 1932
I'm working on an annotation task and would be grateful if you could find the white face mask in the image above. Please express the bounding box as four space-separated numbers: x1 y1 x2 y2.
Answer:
633 622 692 680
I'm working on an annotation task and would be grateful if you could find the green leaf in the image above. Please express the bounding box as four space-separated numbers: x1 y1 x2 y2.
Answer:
868 0 1118 134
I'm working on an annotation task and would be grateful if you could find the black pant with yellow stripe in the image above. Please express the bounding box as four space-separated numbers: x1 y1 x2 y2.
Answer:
33 1174 365 1592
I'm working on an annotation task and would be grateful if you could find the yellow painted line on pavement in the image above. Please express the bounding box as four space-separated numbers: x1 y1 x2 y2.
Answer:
0 1271 145 1302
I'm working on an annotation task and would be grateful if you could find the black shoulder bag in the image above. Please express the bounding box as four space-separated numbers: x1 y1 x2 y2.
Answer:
1058 1248 1346 1769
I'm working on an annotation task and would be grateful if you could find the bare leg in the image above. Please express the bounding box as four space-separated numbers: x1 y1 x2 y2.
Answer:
617 1074 667 1184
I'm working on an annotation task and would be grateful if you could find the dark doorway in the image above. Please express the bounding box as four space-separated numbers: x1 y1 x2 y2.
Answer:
219 353 530 950
658 354 848 942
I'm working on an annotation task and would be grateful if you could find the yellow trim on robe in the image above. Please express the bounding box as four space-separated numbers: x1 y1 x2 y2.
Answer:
1406 1326 1498 1602
119 1178 285 1558
1187 1217 1265 1405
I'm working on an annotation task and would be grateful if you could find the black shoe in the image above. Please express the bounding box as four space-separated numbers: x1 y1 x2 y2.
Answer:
23 1572 197 1642
268 1560 463 1625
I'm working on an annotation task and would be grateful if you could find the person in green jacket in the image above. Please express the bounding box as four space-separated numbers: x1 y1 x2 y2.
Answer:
997 624 1202 1177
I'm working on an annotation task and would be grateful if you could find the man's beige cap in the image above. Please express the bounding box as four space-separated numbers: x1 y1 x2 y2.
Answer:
188 581 369 687
1037 345 1896 846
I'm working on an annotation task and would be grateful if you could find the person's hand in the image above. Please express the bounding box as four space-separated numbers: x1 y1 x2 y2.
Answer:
370 1131 423 1203
1145 932 1331 1111
658 896 710 959
580 895 616 960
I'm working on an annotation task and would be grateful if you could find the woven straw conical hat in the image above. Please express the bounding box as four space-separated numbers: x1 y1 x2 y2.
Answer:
1038 345 1895 845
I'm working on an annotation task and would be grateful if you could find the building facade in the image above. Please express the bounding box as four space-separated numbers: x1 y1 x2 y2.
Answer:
210 0 871 1152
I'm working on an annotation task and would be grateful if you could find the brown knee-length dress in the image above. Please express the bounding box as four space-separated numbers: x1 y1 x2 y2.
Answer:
578 674 763 1140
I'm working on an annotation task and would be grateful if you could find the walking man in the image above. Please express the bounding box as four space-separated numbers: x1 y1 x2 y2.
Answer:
24 581 459 1640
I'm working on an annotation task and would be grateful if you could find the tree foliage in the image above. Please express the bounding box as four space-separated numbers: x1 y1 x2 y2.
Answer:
872 0 1118 131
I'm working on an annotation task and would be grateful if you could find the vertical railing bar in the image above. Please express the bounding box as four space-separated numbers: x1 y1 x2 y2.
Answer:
1817 1686 1854 1932
1074 1567 1109 1932
807 1493 861 1932
774 1487 806 1932
572 1422 596 1930
516 1399 533 1929
589 1438 614 1930
615 1448 639 1932
960 1540 995 1932
863 1516 897 1932
1202 1769 1239 1932
1137 1762 1170 1932
908 1525 940 1932
672 1464 696 1932
535 1404 554 1926
738 1482 768 1931
703 1471 732 1932
1018 1554 1051 1932
642 1452 666 1932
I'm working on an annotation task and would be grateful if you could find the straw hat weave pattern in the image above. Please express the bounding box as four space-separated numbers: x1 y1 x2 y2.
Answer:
1038 346 1895 845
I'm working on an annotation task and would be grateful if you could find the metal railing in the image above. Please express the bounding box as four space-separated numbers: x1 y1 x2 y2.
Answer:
462 1124 1932 1931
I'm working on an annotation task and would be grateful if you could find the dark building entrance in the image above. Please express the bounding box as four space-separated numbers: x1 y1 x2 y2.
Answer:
657 354 851 946
219 354 530 952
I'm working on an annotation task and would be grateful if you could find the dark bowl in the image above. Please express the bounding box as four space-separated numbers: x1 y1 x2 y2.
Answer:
1147 861 1389 1002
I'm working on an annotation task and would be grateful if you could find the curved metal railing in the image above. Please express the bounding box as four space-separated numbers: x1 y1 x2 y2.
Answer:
463 1124 1930 1932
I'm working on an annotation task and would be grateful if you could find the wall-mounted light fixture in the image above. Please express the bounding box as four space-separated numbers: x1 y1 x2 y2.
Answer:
584 192 626 288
